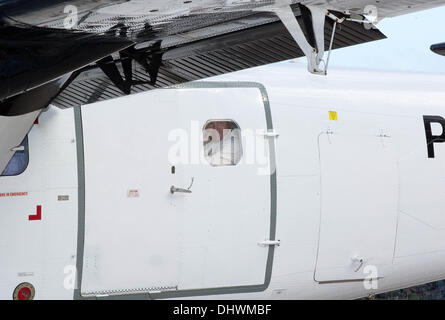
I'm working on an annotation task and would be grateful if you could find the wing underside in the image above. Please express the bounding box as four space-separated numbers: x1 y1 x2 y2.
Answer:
3 0 445 110
327 0 445 18
52 7 386 108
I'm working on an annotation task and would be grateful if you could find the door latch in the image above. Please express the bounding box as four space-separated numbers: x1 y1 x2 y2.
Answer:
351 255 365 272
170 177 194 194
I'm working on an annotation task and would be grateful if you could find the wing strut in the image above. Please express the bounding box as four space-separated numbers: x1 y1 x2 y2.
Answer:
264 3 344 75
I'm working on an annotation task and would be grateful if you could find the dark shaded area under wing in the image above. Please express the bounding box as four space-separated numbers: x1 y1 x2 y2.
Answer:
53 14 386 108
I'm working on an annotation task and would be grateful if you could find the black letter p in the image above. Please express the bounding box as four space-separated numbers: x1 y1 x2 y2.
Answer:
423 115 445 158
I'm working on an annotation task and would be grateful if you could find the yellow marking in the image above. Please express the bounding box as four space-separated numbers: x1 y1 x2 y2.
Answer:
329 111 338 121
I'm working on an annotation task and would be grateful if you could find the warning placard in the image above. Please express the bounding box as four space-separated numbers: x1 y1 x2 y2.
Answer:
0 192 28 198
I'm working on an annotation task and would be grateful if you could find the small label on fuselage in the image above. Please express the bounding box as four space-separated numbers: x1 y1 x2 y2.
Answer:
0 192 28 197
127 190 140 198
17 272 34 277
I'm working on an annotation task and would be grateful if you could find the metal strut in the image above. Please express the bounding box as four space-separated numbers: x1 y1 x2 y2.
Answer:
272 4 344 75
95 42 164 95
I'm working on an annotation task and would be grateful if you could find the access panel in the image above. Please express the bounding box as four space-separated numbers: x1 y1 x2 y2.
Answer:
315 133 398 282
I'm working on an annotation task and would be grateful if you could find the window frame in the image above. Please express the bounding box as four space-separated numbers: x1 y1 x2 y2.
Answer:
1 136 30 177
202 119 243 167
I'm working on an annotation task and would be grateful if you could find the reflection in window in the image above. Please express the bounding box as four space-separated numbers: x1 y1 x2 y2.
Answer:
203 120 242 166
1 136 29 176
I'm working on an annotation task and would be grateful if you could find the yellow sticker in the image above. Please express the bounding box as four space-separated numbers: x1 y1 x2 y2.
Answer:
329 111 338 121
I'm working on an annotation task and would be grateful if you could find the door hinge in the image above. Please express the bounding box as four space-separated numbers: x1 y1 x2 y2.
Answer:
258 239 280 247
260 130 279 138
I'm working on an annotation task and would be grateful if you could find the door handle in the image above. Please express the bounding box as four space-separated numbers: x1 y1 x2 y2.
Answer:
170 177 194 194
351 255 365 272
170 186 192 194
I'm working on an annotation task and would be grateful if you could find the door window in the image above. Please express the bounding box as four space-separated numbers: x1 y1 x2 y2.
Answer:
203 120 242 166
1 136 29 176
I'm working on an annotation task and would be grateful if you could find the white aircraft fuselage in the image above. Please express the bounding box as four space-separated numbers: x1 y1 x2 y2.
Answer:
2 63 445 300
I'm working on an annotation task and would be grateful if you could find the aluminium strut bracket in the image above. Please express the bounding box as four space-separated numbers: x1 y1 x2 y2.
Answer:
257 2 343 75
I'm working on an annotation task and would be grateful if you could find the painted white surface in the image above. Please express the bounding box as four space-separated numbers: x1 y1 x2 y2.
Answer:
209 64 445 299
4 64 445 299
0 106 78 299
80 87 271 296
315 133 398 281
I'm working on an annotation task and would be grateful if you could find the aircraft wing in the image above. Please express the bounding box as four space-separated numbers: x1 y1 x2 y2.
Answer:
0 0 444 173
52 6 386 108
1 0 445 113
311 0 445 18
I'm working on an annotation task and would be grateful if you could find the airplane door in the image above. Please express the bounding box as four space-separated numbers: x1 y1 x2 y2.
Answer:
79 83 276 297
314 132 398 282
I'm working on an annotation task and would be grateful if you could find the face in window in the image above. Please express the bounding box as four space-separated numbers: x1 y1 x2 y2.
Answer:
203 120 242 166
